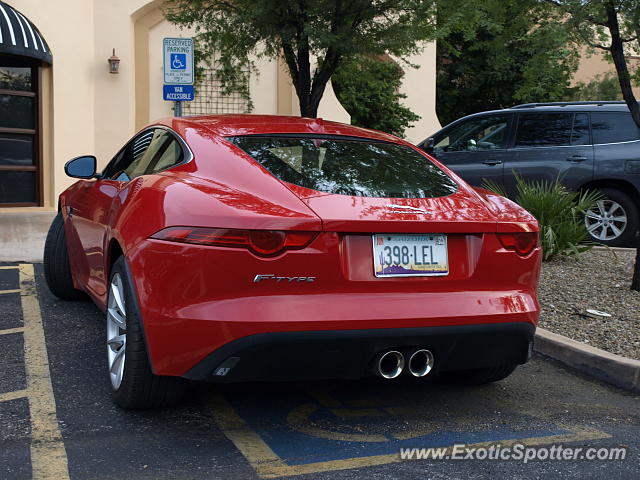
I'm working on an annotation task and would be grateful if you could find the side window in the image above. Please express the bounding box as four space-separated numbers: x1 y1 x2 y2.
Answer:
123 129 170 179
434 115 510 153
101 129 185 181
571 113 590 145
592 113 640 144
147 136 184 174
102 129 157 181
515 113 575 147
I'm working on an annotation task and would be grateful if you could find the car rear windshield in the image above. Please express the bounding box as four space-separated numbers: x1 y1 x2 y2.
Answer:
228 135 458 198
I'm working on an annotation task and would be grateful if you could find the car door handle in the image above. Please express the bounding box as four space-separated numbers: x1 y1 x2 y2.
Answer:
566 155 588 163
482 159 502 166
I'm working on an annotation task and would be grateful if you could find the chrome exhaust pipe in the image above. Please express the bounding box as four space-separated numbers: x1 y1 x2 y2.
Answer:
376 350 405 379
408 349 435 377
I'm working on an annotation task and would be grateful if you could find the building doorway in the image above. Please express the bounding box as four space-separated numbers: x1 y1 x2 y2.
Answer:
0 0 52 207
0 54 40 205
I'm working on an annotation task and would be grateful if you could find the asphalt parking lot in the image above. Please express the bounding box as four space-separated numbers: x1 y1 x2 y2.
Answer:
1 262 638 479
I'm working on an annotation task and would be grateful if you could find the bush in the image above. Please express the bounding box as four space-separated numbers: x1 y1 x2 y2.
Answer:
332 55 420 138
484 176 601 260
563 72 623 101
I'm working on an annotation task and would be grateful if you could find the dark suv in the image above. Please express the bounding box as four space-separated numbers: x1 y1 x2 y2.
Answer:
419 101 640 246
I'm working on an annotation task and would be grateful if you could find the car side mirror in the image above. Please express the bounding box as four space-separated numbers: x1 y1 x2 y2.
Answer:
423 138 435 153
65 155 97 179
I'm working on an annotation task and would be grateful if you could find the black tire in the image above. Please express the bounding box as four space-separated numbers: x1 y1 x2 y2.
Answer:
43 213 85 300
441 364 517 385
109 256 186 409
585 188 639 247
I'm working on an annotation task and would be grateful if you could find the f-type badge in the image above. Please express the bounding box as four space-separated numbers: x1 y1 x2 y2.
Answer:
254 274 316 283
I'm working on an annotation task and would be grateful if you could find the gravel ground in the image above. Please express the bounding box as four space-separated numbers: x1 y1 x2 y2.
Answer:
538 248 640 360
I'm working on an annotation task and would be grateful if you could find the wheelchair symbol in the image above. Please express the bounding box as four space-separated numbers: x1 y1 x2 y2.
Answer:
171 53 186 70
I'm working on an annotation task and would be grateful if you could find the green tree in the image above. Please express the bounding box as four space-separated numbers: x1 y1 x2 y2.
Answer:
332 55 420 137
165 0 441 118
544 0 640 290
435 0 579 125
545 1 640 125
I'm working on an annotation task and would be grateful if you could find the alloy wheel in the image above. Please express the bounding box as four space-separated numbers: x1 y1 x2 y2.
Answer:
107 273 127 390
584 199 628 242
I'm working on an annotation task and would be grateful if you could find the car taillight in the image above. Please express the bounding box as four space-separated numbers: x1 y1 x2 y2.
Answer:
497 232 539 256
150 227 317 257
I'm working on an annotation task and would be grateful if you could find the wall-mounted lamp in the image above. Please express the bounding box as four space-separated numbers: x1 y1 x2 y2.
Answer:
108 48 120 74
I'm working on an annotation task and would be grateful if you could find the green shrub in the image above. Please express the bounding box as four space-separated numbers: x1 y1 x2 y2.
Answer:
484 175 601 260
332 55 420 138
563 72 623 102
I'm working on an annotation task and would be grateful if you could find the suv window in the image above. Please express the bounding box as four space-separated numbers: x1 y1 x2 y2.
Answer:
515 113 590 147
591 112 640 144
229 136 458 199
434 115 509 152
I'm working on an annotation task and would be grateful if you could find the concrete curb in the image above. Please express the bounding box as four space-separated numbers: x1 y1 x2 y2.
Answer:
535 328 640 393
0 212 55 263
591 245 636 252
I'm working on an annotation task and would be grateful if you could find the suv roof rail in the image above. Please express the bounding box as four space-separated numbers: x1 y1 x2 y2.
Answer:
512 101 629 109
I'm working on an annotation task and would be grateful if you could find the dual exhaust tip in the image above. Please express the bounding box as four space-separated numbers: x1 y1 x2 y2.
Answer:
376 349 435 379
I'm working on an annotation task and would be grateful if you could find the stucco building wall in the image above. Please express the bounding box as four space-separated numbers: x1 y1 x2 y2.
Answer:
1 0 440 210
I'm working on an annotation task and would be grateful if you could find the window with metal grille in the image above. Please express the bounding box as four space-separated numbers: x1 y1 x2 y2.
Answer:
184 66 251 115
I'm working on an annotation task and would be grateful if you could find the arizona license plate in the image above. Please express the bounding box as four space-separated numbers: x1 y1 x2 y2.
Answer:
372 234 448 277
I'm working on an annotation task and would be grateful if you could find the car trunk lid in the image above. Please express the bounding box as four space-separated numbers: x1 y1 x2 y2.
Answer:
286 184 499 234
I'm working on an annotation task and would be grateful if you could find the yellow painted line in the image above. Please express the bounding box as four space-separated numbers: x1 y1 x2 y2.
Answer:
0 289 20 295
257 424 610 478
0 389 28 403
19 264 70 480
0 327 25 336
210 394 290 478
214 393 612 479
0 265 19 270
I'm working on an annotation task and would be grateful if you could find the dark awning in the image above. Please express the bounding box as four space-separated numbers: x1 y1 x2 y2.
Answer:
0 1 51 64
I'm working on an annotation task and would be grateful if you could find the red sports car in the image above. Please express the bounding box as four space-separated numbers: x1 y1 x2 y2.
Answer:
44 115 541 409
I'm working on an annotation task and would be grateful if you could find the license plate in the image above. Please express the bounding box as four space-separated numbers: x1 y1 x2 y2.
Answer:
372 234 448 277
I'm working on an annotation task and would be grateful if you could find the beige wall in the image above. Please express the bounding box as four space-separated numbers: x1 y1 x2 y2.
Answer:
12 0 96 207
398 42 441 144
573 47 640 97
3 0 441 210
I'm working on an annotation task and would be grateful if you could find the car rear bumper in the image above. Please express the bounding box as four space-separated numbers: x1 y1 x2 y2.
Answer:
183 322 535 382
126 239 540 378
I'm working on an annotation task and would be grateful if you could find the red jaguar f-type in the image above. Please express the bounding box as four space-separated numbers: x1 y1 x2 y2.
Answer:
44 115 541 409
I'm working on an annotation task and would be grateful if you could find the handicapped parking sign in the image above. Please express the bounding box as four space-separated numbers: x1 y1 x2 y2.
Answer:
163 38 194 84
171 53 187 70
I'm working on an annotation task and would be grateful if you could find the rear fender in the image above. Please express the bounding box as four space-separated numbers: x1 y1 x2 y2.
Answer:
472 187 539 233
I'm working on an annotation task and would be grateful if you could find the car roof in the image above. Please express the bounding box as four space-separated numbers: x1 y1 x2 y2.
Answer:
509 101 634 113
422 102 635 140
156 114 402 144
462 102 633 118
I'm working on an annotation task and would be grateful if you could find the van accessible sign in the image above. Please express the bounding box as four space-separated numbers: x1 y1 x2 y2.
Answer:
163 84 195 101
163 37 194 85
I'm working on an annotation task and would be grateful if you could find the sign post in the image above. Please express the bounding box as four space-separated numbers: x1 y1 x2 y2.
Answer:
163 37 194 117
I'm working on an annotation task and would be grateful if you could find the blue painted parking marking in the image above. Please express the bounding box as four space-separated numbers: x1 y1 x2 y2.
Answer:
211 382 610 478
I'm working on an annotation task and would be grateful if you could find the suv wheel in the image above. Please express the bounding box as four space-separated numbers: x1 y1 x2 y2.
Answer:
584 188 639 247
